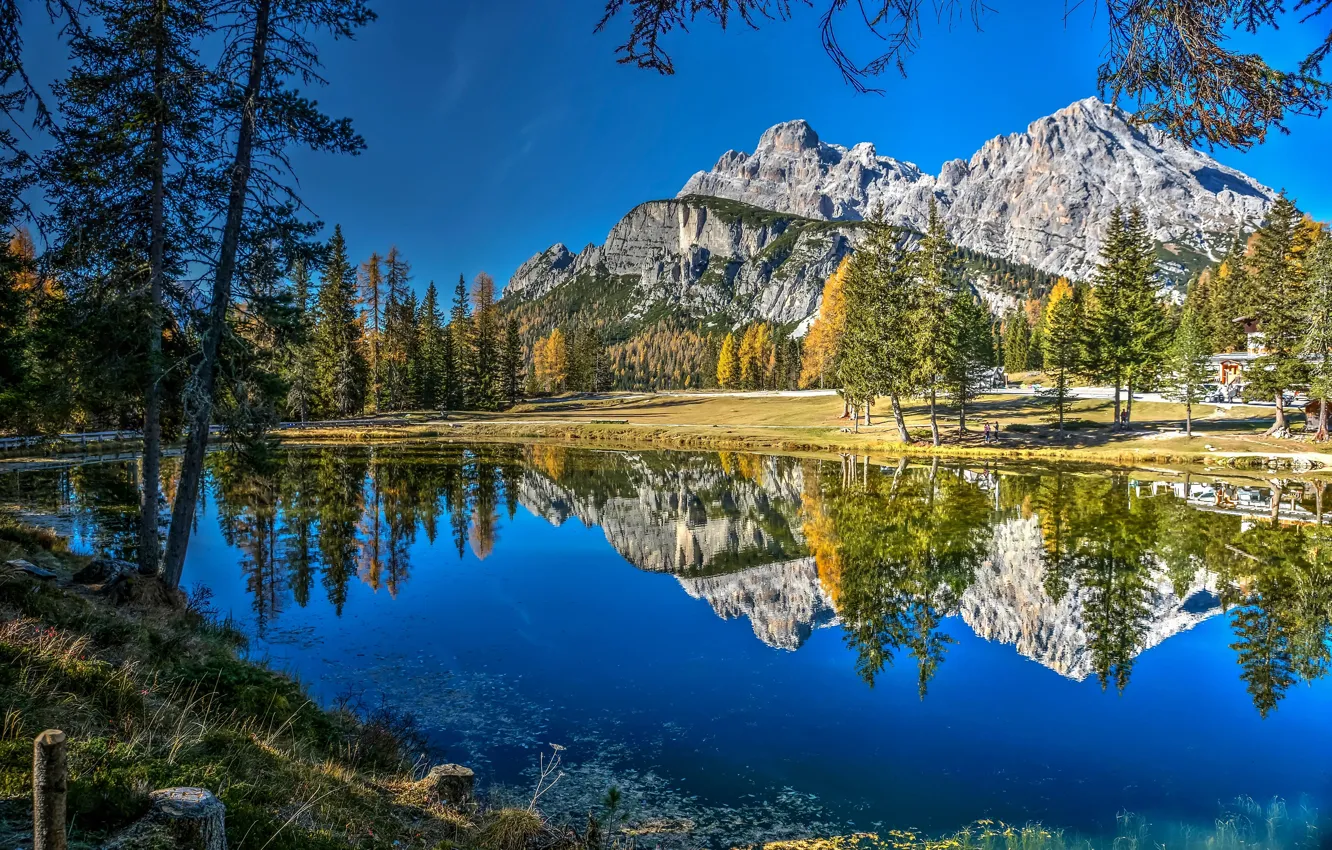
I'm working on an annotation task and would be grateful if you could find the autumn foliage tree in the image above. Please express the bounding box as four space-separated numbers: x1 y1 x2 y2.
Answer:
800 258 849 390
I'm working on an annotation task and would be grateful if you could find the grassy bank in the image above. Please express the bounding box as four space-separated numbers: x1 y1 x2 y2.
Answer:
271 392 1332 471
0 518 564 850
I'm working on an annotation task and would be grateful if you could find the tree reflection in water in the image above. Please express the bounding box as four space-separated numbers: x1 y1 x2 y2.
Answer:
12 444 1332 717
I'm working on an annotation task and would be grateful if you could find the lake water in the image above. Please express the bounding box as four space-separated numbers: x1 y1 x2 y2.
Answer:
3 443 1329 847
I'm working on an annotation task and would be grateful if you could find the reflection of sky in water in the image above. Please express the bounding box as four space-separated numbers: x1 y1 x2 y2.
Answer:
5 449 1331 847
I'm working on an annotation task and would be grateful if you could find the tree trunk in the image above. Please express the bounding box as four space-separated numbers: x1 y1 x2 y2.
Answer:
853 404 859 433
958 394 967 434
159 0 273 589
890 392 909 443
1185 400 1192 437
1319 398 1328 442
1113 382 1121 430
1125 379 1133 425
863 400 871 427
139 19 167 578
928 389 940 447
34 730 67 850
1267 392 1288 436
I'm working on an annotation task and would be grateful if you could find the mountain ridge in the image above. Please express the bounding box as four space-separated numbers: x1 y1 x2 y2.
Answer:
505 97 1277 334
680 97 1275 281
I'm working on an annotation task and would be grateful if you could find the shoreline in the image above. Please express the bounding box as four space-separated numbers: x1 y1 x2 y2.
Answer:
271 418 1332 473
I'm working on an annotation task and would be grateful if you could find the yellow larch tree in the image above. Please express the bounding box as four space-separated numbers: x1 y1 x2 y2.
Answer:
716 331 739 388
799 258 849 389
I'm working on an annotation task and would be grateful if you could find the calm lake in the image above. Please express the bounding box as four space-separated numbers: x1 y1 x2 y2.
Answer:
3 443 1330 847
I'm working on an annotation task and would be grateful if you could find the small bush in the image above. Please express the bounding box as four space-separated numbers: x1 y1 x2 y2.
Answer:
1004 423 1035 433
476 808 544 850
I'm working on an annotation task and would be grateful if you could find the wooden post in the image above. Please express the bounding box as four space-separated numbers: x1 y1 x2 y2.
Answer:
33 729 67 850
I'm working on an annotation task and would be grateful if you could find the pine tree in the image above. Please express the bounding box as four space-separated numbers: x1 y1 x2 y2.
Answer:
913 198 959 446
415 280 445 409
42 0 214 576
1122 207 1169 422
448 274 471 408
1248 194 1311 435
285 259 316 422
1302 233 1332 439
359 251 384 409
1088 207 1132 424
1041 279 1082 430
380 246 411 409
501 317 523 405
314 226 368 418
440 322 457 408
945 288 992 433
1002 312 1030 374
470 272 500 409
1208 233 1251 352
1163 304 1213 436
717 332 739 389
159 0 375 591
840 212 916 439
399 289 419 409
1088 206 1165 427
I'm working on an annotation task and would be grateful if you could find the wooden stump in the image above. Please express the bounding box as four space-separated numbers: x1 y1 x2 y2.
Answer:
422 763 475 805
33 730 67 850
147 787 227 850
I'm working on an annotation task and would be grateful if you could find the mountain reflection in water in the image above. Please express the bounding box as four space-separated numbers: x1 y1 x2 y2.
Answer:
8 443 1331 720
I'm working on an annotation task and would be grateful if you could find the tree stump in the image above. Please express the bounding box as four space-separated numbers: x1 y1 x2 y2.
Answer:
422 764 475 805
71 557 136 584
33 730 67 850
147 787 227 850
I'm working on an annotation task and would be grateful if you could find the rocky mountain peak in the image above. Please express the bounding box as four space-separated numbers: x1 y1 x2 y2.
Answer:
506 97 1279 333
756 119 821 153
677 97 1275 281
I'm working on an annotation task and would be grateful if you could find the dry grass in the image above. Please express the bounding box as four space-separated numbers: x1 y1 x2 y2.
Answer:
272 391 1329 472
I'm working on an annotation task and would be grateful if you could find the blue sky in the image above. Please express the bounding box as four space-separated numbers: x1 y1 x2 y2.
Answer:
23 0 1332 296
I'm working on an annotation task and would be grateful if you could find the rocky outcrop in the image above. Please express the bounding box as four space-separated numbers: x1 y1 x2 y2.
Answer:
676 557 837 650
958 515 1221 680
681 98 1275 282
504 197 862 327
519 453 806 575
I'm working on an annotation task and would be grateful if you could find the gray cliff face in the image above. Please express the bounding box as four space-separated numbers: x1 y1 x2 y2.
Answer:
517 455 835 649
676 557 836 650
683 120 938 226
505 197 860 327
680 98 1274 282
518 454 806 576
958 515 1221 681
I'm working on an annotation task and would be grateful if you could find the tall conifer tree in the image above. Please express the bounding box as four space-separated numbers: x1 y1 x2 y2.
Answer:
416 280 445 409
314 226 367 418
1249 194 1312 435
501 317 523 405
44 0 214 575
449 274 471 408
